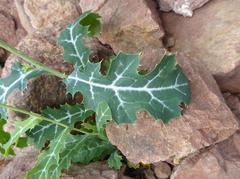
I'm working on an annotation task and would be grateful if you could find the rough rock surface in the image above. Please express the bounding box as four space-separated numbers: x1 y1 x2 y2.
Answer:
171 131 240 179
0 0 27 62
157 0 210 16
106 53 238 164
162 0 240 80
80 0 166 69
224 93 240 120
0 146 38 179
62 162 118 179
20 0 81 36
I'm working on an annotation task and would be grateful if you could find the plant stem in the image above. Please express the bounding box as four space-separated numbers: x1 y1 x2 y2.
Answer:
0 103 97 135
0 39 67 79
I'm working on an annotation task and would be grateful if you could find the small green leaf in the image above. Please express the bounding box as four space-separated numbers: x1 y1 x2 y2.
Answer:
58 11 100 67
0 119 10 144
108 151 123 170
50 134 115 178
127 160 140 169
27 128 69 179
3 116 41 156
0 63 43 118
96 101 112 140
27 104 92 149
16 137 28 148
64 53 191 124
79 11 101 36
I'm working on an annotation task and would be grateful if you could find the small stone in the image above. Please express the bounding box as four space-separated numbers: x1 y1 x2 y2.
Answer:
157 0 210 16
144 169 156 179
153 162 171 179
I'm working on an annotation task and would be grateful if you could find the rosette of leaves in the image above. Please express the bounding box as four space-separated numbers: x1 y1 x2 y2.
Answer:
0 10 191 179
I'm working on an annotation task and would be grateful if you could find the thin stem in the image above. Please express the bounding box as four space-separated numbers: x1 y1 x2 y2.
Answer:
0 103 97 135
0 39 67 79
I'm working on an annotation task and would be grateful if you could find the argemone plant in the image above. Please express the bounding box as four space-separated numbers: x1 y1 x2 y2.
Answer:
0 11 191 179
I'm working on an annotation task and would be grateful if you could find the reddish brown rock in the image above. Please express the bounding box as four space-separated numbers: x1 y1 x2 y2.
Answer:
162 0 240 80
223 93 240 120
157 0 210 16
80 0 166 69
62 161 118 179
0 0 27 62
0 146 38 179
171 131 240 179
106 53 238 164
154 162 172 179
21 0 81 36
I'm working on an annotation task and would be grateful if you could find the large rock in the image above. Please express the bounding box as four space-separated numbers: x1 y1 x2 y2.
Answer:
80 0 166 69
157 0 210 16
19 0 81 36
106 53 238 164
0 0 27 62
171 131 240 179
162 0 240 80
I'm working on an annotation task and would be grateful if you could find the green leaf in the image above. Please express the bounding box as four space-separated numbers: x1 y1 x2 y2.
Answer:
108 151 123 170
0 119 10 144
27 128 69 179
96 102 112 140
50 134 115 178
0 63 43 118
3 116 41 156
58 11 100 67
64 53 191 124
79 11 101 36
27 104 92 149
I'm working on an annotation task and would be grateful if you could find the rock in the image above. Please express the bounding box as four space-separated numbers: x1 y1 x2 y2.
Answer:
0 0 27 62
215 66 240 93
157 0 210 16
21 0 81 36
144 169 156 179
171 131 240 179
0 146 38 179
223 94 240 120
154 162 171 179
106 53 238 164
80 0 166 69
62 161 118 179
162 0 240 80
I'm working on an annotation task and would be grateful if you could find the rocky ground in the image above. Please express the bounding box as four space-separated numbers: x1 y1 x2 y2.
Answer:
0 0 240 178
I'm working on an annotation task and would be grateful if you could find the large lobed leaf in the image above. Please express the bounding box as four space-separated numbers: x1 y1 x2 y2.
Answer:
58 11 101 67
64 53 191 124
27 104 92 149
0 63 43 118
